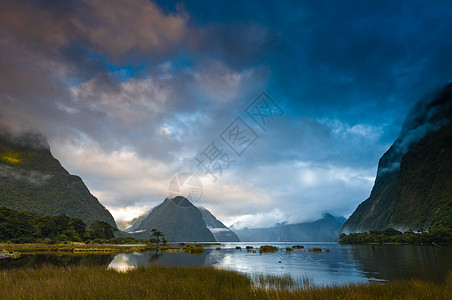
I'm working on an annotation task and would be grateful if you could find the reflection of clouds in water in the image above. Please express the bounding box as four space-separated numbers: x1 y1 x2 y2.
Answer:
108 253 139 272
106 246 375 284
108 252 163 272
103 244 449 285
207 243 374 286
204 249 226 267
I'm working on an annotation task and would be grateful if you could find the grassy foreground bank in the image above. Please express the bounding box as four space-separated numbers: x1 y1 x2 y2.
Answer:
1 265 451 299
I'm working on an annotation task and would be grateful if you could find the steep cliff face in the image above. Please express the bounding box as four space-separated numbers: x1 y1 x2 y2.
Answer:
0 131 117 228
342 84 452 233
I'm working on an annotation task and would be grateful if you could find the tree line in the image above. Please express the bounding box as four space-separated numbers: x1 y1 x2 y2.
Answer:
339 226 452 244
0 207 165 244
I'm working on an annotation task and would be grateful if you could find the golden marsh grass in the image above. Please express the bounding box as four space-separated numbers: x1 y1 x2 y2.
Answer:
1 265 451 299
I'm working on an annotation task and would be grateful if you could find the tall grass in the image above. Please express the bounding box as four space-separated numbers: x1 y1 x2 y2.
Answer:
253 273 312 290
0 265 451 299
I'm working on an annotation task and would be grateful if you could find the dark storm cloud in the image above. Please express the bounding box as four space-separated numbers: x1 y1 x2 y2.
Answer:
170 0 452 125
194 21 280 69
269 1 452 119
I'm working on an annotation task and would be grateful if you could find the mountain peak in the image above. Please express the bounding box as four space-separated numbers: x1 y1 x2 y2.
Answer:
136 197 215 242
166 196 193 208
136 198 239 242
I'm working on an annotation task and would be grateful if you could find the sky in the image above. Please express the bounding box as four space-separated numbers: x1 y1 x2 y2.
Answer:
1 0 451 228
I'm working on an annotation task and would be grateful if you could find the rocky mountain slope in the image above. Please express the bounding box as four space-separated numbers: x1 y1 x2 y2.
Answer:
341 84 452 233
0 131 116 228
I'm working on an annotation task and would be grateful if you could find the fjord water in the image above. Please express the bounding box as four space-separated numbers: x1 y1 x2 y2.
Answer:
2 243 451 286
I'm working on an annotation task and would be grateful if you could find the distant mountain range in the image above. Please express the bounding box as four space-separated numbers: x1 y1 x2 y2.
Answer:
130 196 239 242
342 83 452 233
0 130 116 228
231 213 346 242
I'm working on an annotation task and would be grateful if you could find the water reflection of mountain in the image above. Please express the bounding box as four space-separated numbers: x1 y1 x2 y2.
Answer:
0 254 113 270
348 245 452 283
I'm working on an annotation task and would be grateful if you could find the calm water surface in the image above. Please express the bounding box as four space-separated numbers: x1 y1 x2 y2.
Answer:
1 242 451 286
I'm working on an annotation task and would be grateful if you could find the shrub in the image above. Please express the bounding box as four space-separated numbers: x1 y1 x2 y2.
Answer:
183 246 204 254
259 245 278 253
309 247 322 252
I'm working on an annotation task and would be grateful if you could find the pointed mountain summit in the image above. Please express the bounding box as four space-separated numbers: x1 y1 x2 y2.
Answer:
134 196 239 242
0 130 116 228
341 83 452 233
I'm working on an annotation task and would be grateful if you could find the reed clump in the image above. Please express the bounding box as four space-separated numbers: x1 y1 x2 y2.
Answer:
182 245 204 254
259 245 278 253
309 247 322 252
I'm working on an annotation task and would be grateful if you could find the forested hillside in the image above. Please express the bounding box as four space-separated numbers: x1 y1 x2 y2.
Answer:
0 131 116 228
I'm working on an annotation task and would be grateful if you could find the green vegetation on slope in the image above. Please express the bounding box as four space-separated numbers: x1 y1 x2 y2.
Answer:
0 133 116 228
0 265 451 299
